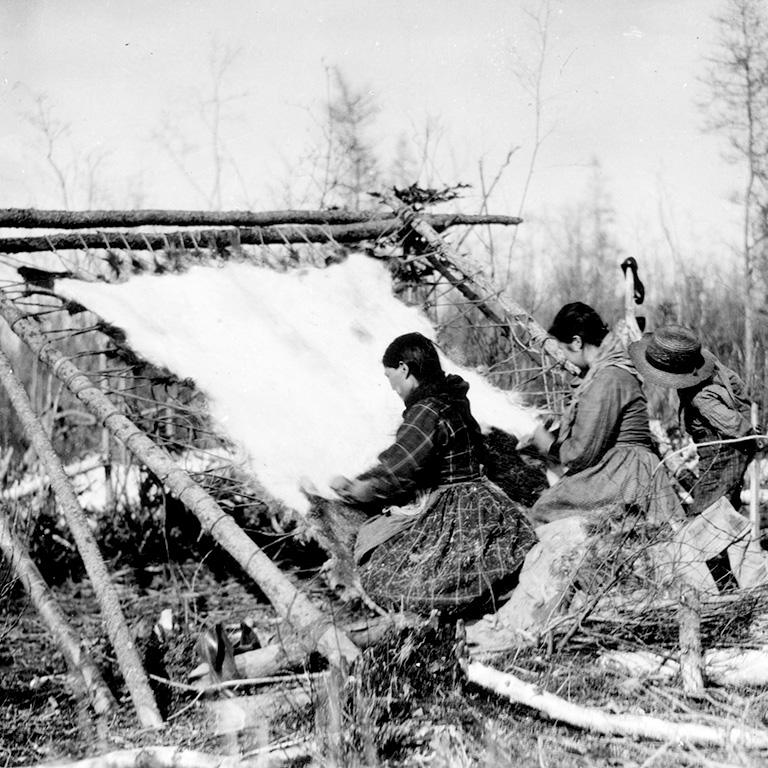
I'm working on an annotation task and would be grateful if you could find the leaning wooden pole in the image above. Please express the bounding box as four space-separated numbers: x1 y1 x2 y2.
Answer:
0 501 116 718
0 293 361 673
391 202 578 376
0 346 162 728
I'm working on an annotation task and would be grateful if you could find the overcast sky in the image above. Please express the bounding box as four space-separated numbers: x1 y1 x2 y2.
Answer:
0 0 743 259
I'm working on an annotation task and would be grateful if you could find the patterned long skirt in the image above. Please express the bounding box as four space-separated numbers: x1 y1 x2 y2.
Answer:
357 478 536 615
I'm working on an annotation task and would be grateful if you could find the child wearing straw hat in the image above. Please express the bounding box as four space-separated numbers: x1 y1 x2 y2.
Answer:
629 325 762 517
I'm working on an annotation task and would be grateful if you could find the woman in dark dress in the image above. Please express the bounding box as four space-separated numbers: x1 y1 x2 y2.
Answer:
331 332 536 615
529 303 680 525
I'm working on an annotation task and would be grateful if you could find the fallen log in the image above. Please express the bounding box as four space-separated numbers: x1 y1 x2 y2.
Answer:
601 646 768 688
465 660 768 748
2 454 103 501
14 744 312 768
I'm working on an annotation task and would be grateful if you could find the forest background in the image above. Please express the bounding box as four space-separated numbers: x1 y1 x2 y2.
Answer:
0 0 767 464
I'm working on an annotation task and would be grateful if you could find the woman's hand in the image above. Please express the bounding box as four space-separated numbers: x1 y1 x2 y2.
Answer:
330 475 353 498
330 475 375 504
531 423 556 455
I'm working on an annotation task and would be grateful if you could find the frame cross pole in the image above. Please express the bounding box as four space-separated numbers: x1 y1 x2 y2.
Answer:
387 198 579 378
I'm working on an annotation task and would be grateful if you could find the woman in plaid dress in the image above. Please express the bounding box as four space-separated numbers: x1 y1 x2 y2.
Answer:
331 332 536 616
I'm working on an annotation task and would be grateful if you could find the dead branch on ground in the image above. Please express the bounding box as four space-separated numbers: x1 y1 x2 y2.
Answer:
13 744 313 768
465 659 768 748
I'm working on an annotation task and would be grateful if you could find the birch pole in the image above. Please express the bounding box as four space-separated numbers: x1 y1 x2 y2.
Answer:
466 660 768 748
387 201 579 377
0 502 116 717
0 294 361 672
0 214 522 255
0 346 163 729
0 206 522 229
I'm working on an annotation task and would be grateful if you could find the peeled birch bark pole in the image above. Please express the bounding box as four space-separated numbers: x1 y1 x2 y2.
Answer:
382 196 578 377
0 346 162 729
466 660 768 748
0 294 361 672
0 501 116 717
0 213 521 254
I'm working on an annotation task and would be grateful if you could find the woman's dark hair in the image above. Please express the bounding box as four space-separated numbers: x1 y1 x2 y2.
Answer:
548 302 609 346
382 332 445 383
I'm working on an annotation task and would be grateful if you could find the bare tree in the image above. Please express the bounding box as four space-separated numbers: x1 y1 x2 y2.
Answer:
701 0 768 394
16 86 129 211
20 90 73 209
503 0 559 285
309 67 382 210
547 157 623 319
509 0 557 221
153 41 249 210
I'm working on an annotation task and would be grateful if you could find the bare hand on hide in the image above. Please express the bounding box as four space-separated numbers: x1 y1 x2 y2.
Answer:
330 475 375 504
530 423 556 455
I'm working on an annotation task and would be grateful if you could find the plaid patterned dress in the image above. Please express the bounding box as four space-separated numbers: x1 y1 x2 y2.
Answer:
352 375 536 615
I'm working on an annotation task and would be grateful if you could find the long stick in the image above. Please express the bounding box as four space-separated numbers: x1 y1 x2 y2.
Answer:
388 201 578 376
466 660 768 748
0 501 116 717
0 346 162 729
16 745 311 768
0 207 522 230
0 207 395 229
0 215 522 255
0 293 361 672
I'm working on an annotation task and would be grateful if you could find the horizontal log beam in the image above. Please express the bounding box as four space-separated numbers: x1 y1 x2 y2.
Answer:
0 213 521 255
0 207 396 229
0 222 395 254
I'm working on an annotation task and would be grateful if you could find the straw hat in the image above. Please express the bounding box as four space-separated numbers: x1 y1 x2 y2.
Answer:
628 325 716 389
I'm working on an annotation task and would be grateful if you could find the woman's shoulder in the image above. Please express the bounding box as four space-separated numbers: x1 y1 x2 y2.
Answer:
403 396 446 422
590 363 640 389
